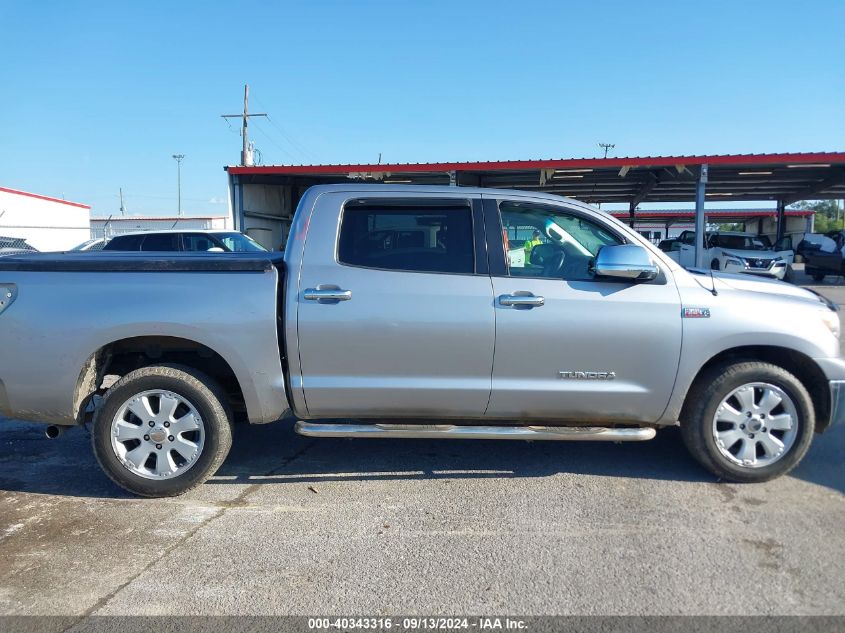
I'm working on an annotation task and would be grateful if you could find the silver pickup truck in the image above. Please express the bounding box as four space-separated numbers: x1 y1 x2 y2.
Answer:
1 184 842 497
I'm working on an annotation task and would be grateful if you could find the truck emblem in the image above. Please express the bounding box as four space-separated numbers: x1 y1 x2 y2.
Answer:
682 307 711 319
558 371 616 380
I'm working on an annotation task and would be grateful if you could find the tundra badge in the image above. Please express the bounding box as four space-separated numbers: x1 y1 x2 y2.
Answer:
558 371 616 380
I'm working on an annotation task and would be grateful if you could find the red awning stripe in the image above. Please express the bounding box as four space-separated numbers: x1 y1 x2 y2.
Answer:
0 186 90 209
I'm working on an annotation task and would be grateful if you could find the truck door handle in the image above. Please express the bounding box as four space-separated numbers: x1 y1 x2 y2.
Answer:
303 288 352 302
499 293 545 308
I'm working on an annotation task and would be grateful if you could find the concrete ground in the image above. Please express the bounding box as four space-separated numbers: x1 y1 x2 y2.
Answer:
1 267 844 617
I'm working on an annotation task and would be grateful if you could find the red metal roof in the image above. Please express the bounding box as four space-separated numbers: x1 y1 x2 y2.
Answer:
0 186 90 209
226 151 845 205
226 152 845 175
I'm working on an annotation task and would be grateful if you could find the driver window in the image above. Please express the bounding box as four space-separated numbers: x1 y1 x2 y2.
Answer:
499 202 622 280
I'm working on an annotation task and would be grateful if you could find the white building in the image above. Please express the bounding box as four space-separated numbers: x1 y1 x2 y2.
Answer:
0 186 90 251
90 215 229 240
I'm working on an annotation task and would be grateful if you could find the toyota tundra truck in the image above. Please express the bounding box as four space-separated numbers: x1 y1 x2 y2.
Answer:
0 184 842 497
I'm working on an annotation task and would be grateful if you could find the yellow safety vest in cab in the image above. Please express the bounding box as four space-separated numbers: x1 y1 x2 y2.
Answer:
523 238 542 265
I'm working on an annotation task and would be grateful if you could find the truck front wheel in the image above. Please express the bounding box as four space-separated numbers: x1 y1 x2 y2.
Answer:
92 364 233 497
681 361 814 483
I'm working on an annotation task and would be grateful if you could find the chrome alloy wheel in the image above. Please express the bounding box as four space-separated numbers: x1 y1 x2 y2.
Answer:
711 382 798 469
110 390 205 479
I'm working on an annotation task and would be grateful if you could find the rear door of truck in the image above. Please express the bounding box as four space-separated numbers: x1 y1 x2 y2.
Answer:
295 191 495 418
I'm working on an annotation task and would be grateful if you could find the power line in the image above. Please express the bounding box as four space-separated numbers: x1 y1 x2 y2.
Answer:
250 91 319 162
251 118 299 162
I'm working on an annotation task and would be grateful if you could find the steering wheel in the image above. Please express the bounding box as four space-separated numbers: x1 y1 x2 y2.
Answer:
542 250 566 277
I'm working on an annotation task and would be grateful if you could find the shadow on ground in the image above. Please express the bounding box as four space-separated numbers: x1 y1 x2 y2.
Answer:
1 416 843 499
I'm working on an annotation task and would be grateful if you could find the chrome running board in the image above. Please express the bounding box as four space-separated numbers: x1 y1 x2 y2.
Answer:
295 422 656 442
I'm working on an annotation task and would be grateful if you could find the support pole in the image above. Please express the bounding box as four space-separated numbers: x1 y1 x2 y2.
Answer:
776 199 786 242
172 154 185 217
694 164 708 269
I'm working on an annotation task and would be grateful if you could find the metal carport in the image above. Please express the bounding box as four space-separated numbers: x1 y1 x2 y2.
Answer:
226 151 845 264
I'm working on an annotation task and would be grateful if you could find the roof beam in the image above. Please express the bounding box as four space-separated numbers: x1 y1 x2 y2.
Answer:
782 169 845 205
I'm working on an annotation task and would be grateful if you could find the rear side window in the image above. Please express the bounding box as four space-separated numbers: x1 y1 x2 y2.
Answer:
103 234 144 250
338 201 474 274
140 233 180 251
182 234 217 251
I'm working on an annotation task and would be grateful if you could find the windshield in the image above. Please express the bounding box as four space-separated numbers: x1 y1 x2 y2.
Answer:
216 233 267 252
70 239 105 251
717 234 772 251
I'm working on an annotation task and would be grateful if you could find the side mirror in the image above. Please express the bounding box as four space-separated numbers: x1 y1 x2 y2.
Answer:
207 247 225 253
594 244 659 281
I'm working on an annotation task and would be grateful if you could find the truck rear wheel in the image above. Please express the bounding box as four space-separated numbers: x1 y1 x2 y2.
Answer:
812 272 826 282
92 364 233 497
681 361 814 483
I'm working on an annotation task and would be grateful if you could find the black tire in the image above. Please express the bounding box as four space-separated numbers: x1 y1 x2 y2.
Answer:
680 361 814 483
92 364 233 497
812 272 826 282
710 258 720 271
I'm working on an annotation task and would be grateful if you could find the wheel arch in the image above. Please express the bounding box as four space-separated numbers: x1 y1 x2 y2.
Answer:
680 345 830 433
73 336 247 424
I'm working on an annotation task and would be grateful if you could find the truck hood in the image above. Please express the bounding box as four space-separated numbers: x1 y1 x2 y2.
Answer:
709 271 832 308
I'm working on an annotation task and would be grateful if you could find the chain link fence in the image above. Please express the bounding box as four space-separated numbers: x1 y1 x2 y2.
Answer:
0 235 41 255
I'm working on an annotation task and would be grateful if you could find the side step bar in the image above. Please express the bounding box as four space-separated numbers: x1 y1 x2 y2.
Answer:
295 422 656 442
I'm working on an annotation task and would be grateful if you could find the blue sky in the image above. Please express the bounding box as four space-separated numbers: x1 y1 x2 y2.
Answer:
1 0 843 216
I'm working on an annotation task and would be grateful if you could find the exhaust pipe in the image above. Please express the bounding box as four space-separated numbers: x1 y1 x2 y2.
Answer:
45 425 67 439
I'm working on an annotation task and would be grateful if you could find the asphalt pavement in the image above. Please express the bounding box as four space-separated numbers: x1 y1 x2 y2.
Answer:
1 268 844 617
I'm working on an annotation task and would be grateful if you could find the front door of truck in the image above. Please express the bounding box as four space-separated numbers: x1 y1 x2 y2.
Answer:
296 193 495 418
484 196 682 423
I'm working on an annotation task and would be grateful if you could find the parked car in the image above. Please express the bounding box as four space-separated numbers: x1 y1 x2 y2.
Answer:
668 230 795 281
0 184 842 497
801 232 845 281
102 230 266 252
0 236 38 257
797 231 845 261
796 231 845 281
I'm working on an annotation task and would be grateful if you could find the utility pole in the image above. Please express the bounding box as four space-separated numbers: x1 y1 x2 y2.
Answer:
598 143 615 159
594 144 616 210
119 188 126 216
172 154 185 217
221 84 267 166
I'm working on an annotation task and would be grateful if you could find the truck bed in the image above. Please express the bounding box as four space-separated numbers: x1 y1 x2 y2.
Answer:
0 251 288 425
0 250 286 273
